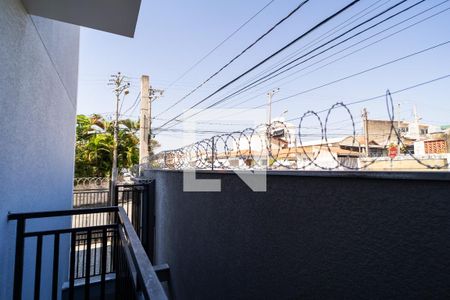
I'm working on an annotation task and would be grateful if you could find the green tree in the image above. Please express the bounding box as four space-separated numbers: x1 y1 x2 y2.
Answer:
74 114 158 177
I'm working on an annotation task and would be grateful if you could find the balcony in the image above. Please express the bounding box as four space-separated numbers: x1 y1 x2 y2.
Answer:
6 173 450 299
8 206 169 300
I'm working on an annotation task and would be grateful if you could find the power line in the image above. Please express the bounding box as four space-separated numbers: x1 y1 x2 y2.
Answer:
128 98 141 118
164 0 276 91
153 117 254 126
159 0 422 130
156 73 450 140
193 35 450 125
118 93 128 115
210 1 405 110
264 39 450 108
286 73 450 121
156 0 310 119
121 91 141 116
155 0 361 129
238 0 425 95
154 128 231 134
156 0 450 128
223 1 450 109
233 0 392 92
196 0 424 112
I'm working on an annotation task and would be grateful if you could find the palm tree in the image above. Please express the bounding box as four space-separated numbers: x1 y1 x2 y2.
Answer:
75 114 157 178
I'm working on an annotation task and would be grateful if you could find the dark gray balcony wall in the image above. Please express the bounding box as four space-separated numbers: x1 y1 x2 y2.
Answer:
0 0 79 298
149 170 450 299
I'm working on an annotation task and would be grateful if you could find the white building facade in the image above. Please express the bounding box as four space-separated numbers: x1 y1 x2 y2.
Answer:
0 0 141 298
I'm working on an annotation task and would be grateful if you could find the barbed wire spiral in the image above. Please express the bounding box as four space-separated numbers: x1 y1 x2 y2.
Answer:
135 91 448 173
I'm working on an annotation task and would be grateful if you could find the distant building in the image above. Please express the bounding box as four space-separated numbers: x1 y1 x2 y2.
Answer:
365 105 442 150
361 111 450 171
414 138 448 155
366 119 440 145
219 134 385 170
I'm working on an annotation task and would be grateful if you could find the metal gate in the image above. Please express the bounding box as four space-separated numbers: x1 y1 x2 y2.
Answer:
72 181 155 262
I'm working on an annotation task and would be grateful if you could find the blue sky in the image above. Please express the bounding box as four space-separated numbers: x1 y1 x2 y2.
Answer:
78 0 450 150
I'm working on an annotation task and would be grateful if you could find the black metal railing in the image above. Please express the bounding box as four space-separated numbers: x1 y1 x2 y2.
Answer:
8 206 167 300
115 206 167 300
114 183 155 258
72 226 116 279
73 182 155 261
72 188 115 281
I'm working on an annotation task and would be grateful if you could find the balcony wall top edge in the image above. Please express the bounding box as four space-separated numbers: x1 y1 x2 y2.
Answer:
145 169 450 181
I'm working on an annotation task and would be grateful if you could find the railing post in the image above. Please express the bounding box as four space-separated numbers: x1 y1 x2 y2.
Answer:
52 233 60 300
34 235 43 300
13 218 25 300
141 181 155 261
109 180 113 206
100 228 108 300
84 230 92 299
69 231 76 300
114 227 122 298
114 185 119 206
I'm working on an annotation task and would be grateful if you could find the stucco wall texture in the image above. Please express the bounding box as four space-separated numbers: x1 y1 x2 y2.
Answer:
149 170 450 300
0 0 79 298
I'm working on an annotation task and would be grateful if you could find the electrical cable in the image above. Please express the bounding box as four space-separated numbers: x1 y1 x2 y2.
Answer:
122 92 141 116
264 39 450 108
221 1 450 109
196 0 425 113
232 0 393 93
155 0 361 129
155 0 310 118
165 0 276 91
286 73 450 121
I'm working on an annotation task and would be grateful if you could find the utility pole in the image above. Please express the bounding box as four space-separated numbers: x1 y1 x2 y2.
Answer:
362 108 370 157
108 72 130 201
148 86 163 157
139 75 163 172
413 104 421 124
139 75 150 168
266 88 280 127
266 88 280 168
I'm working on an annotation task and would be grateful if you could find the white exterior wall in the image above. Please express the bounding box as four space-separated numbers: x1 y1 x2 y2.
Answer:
414 141 425 155
0 0 79 298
